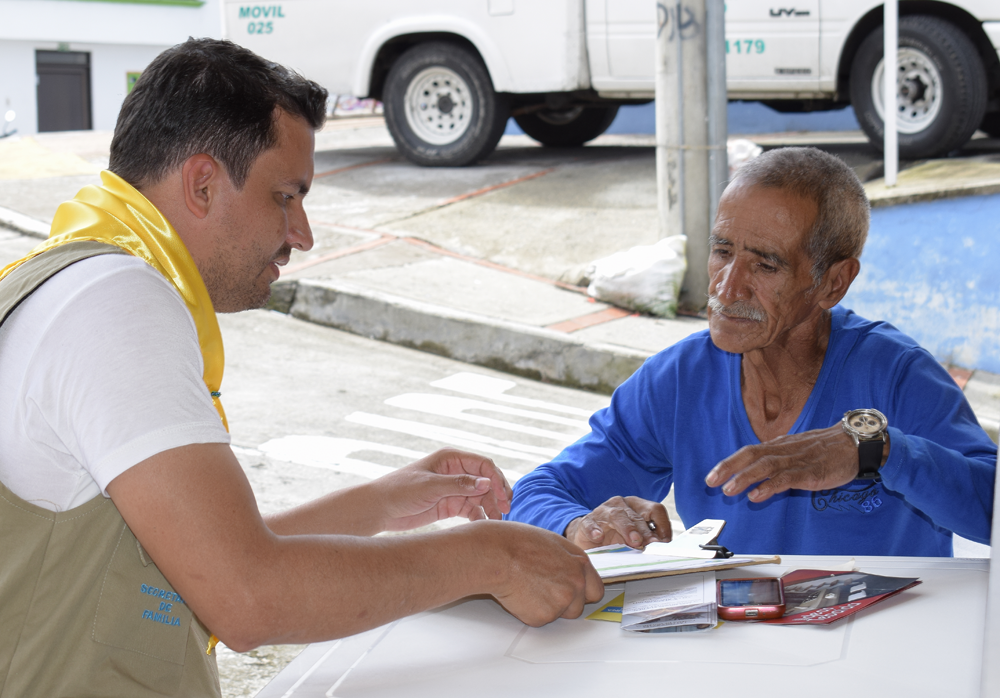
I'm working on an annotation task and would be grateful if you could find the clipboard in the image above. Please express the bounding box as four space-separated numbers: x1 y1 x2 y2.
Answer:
586 519 781 583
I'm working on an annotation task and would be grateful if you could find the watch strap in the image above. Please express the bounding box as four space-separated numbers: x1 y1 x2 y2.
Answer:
857 438 883 480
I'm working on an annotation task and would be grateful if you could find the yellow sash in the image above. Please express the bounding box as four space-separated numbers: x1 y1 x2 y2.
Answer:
0 170 227 430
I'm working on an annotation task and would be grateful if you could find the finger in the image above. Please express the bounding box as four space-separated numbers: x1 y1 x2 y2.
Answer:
705 444 763 487
479 495 505 520
603 506 655 548
583 561 605 603
412 474 493 521
486 470 512 512
559 588 587 620
495 474 513 507
571 515 634 549
575 517 608 547
721 455 788 497
624 498 671 542
467 505 488 522
646 508 672 542
454 474 492 493
449 453 512 510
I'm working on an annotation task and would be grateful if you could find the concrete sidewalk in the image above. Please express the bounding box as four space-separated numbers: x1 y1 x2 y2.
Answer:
1 119 998 440
268 224 999 442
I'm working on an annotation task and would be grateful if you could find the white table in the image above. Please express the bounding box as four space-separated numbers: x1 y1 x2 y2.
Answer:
257 556 988 698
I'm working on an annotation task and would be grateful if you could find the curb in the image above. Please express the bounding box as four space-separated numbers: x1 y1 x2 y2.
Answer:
279 279 650 395
0 205 49 239
867 181 1000 208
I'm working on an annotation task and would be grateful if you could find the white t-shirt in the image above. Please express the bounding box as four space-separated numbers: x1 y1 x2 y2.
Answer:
0 254 231 512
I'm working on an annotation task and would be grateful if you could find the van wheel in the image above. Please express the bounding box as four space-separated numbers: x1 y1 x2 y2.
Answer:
383 42 508 167
849 15 986 159
514 105 619 147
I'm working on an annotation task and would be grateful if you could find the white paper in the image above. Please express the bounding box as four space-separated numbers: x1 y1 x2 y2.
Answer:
585 544 764 581
621 573 717 632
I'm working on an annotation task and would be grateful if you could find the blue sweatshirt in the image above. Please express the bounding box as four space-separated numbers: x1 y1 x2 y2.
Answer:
508 307 997 556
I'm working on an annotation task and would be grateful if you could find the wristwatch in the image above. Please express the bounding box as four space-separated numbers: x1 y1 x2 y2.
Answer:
841 409 888 480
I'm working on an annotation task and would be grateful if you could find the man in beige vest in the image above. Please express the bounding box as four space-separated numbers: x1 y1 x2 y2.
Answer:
0 39 602 697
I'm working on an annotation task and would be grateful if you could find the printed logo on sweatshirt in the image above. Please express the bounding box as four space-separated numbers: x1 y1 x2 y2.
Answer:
811 481 883 514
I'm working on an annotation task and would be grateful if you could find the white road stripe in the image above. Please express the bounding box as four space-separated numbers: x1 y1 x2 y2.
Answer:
430 372 599 417
385 393 589 438
346 412 561 462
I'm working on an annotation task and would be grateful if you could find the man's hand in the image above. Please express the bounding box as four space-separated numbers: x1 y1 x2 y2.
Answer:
564 496 671 550
704 424 880 502
482 522 606 626
266 448 512 537
370 448 512 532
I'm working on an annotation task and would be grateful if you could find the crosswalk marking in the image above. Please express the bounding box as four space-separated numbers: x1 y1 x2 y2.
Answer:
246 371 605 485
346 412 561 461
429 372 595 417
384 393 589 439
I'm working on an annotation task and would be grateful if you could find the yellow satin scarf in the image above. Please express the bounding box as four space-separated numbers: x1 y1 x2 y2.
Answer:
0 170 227 430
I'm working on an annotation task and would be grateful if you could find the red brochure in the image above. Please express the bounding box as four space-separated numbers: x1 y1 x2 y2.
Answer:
763 569 922 625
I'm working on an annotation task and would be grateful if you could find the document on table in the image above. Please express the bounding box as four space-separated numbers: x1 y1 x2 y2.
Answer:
621 573 717 633
586 544 778 582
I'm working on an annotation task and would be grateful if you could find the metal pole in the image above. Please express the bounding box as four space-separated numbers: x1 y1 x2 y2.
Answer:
655 1 683 246
656 0 716 315
884 0 898 187
706 0 728 256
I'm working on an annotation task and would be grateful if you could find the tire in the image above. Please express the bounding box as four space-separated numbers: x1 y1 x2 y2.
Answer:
382 42 509 167
849 15 987 159
514 105 620 147
980 112 1000 138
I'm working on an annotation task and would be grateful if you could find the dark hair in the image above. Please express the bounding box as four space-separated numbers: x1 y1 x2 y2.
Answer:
110 38 327 189
732 147 870 283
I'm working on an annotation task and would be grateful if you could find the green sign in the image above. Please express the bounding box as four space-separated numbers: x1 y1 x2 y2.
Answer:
54 0 206 7
126 72 141 93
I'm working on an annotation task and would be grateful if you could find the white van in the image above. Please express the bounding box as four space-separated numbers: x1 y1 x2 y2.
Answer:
225 0 1000 166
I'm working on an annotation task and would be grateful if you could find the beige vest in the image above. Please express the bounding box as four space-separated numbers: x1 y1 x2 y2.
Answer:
0 242 221 698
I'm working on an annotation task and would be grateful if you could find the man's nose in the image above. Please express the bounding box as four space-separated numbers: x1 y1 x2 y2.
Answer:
713 259 751 301
288 204 314 252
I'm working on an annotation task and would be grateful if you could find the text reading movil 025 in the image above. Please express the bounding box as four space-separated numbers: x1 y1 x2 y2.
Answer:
238 5 284 34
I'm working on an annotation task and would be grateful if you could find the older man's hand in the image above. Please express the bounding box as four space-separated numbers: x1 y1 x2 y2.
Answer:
704 425 886 501
565 496 672 550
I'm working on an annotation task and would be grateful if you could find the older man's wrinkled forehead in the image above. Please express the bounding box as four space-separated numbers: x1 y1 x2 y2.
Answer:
712 178 820 256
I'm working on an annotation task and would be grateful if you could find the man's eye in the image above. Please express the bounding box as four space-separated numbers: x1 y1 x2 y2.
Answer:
757 262 776 273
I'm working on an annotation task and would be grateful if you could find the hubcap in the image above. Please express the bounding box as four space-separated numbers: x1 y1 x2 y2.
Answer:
404 67 473 146
872 47 943 135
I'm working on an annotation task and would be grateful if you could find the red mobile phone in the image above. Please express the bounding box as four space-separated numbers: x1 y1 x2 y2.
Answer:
716 577 786 621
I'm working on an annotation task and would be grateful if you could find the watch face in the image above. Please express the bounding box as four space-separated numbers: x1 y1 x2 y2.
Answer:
847 411 886 435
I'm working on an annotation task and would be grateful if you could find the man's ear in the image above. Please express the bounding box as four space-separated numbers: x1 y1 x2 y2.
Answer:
817 257 861 310
181 154 222 220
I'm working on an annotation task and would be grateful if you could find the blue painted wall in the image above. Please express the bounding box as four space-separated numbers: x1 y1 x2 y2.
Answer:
504 100 860 136
842 194 1000 374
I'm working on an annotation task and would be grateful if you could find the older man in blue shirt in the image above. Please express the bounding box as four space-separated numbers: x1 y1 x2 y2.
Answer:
508 147 996 557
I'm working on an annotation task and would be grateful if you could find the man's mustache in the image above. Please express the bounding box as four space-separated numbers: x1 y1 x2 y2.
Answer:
707 295 767 322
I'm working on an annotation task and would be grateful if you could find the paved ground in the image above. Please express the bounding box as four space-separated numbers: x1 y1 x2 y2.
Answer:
2 117 1000 696
2 119 998 430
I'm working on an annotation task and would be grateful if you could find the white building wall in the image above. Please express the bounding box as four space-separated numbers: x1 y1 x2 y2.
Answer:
90 43 176 131
0 0 223 135
0 40 37 135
